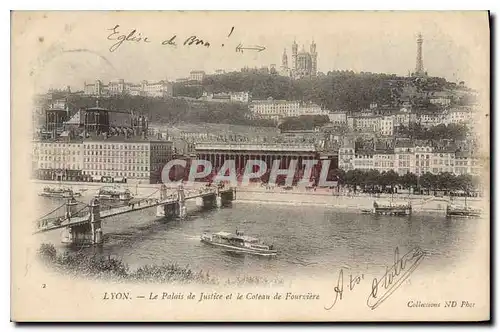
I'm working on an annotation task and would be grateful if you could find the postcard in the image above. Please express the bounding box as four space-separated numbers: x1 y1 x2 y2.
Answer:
11 11 490 322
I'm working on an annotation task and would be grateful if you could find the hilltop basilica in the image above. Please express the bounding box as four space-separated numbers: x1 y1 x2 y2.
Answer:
280 40 318 79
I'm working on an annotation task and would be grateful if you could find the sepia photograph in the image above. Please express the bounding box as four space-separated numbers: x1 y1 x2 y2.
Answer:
10 10 490 322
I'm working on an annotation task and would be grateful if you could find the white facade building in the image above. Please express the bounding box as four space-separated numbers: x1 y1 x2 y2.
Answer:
338 147 355 171
328 111 347 125
413 144 433 175
347 115 379 132
189 71 206 82
379 116 394 136
352 152 374 171
444 108 475 125
418 113 446 128
251 100 328 120
373 152 396 173
454 152 482 176
34 141 84 172
84 79 173 98
230 92 251 103
429 97 451 106
394 143 415 175
250 100 300 121
430 151 455 175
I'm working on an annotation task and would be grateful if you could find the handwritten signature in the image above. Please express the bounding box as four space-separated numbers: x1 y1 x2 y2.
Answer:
106 25 265 53
324 268 364 310
324 246 425 311
367 246 425 310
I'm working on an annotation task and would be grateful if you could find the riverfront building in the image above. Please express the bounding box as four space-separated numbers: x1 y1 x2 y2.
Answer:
194 142 337 184
32 103 173 183
33 139 172 183
338 138 482 176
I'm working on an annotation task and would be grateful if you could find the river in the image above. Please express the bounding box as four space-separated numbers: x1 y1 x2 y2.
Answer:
35 193 480 280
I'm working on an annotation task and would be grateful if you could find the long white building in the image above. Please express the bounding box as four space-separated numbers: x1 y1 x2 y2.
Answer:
32 138 173 183
84 79 173 98
250 99 326 121
338 140 482 176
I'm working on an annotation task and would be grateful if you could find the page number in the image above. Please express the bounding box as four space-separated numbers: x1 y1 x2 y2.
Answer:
42 284 46 288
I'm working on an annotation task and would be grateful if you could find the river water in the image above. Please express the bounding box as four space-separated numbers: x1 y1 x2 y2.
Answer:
36 194 480 280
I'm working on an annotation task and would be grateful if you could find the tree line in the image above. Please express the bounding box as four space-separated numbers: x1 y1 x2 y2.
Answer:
200 71 399 111
61 95 276 127
396 123 469 141
278 115 330 131
329 169 479 194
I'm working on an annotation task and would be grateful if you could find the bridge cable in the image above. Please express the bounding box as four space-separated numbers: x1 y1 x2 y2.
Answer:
134 189 160 204
36 203 67 221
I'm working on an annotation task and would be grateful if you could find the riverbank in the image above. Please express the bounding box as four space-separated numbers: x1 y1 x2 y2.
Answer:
234 187 485 216
31 180 486 216
37 243 285 286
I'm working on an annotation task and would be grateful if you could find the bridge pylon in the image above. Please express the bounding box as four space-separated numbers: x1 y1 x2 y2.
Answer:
61 196 102 246
90 197 103 245
65 196 78 219
176 184 187 219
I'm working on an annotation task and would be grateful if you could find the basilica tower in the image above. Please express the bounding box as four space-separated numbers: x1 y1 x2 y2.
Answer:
310 39 317 76
281 48 288 69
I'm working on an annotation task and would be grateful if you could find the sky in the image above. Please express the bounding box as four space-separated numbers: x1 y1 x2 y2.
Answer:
12 11 489 93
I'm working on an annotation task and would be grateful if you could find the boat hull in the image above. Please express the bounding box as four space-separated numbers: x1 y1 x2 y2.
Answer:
200 238 277 256
39 192 81 199
96 195 132 202
374 210 411 216
446 212 481 218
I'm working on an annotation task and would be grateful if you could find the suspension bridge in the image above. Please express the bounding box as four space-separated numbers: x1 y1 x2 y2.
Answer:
34 184 236 245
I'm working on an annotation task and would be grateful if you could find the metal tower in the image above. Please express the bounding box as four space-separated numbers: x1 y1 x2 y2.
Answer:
415 33 424 76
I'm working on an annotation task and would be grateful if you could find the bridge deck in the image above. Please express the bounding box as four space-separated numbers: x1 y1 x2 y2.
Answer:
34 188 233 234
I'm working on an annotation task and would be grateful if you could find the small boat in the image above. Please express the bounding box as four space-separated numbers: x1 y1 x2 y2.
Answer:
446 203 482 218
39 186 81 199
200 230 277 256
371 201 412 216
361 208 373 215
447 195 482 218
96 186 133 201
446 206 482 218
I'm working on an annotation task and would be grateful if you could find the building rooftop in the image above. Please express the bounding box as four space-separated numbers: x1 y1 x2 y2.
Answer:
355 149 376 156
374 150 395 154
195 142 316 152
251 99 300 104
394 139 414 148
83 135 171 143
85 107 109 112
34 134 171 144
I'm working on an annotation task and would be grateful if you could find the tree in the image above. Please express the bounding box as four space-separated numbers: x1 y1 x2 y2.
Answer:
278 115 330 131
436 172 458 191
400 172 418 190
379 171 390 191
364 169 381 192
345 170 367 192
331 169 346 186
383 170 399 193
419 172 436 193
456 174 474 193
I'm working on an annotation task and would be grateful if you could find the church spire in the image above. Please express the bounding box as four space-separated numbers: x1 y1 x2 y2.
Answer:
282 48 288 69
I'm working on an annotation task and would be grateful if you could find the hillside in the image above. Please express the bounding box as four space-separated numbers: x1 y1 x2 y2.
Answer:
59 95 275 127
